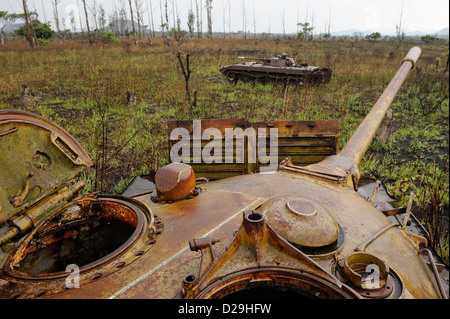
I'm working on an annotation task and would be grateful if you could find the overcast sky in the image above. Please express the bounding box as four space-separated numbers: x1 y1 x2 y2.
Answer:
1 0 449 34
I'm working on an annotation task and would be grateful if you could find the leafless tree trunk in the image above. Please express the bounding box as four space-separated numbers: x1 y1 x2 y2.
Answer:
77 0 85 38
187 10 195 38
81 0 92 44
98 3 106 31
164 0 170 44
175 2 181 31
52 0 62 43
328 5 331 36
222 2 226 38
119 0 127 37
176 52 192 103
252 2 256 38
171 0 176 31
147 0 155 37
228 0 231 38
135 0 143 39
128 0 138 44
89 0 99 31
159 0 165 38
205 0 212 38
196 0 202 38
242 0 246 38
28 1 39 46
281 7 285 37
22 0 35 48
396 3 406 46
69 9 77 33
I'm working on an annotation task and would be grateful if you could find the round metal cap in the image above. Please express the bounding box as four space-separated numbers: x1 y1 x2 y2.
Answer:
261 196 339 248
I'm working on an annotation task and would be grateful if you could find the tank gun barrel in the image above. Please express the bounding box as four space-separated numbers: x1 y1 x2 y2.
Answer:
338 46 421 166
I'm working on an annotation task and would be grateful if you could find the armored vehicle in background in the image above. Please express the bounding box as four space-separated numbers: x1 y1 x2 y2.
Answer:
219 53 332 85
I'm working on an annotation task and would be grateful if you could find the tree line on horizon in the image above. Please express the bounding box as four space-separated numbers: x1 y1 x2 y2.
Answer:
1 0 447 48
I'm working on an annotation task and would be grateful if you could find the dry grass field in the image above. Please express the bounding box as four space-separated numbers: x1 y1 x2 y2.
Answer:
0 36 448 261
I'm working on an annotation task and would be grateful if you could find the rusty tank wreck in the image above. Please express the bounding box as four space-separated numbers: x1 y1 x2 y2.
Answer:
219 53 332 85
0 47 448 301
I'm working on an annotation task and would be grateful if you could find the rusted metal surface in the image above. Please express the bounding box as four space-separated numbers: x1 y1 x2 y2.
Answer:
354 223 400 252
419 249 448 299
153 162 196 201
0 181 85 246
338 46 422 167
343 252 389 289
280 46 422 191
0 110 92 224
0 47 448 300
219 53 332 84
120 174 156 198
260 196 339 248
0 194 156 299
168 118 339 180
334 253 405 299
0 170 446 299
178 210 360 299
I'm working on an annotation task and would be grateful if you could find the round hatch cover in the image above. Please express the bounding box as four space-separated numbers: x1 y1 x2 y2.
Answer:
261 196 339 248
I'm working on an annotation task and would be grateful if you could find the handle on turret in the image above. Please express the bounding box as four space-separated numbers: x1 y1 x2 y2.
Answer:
338 46 421 166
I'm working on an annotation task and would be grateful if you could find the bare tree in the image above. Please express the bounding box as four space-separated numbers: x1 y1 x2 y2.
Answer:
134 0 144 38
222 1 226 38
228 0 231 38
187 9 195 38
119 5 127 37
396 3 406 46
171 0 176 30
22 0 35 48
146 0 155 37
205 0 212 38
175 2 181 31
252 1 256 38
51 0 63 43
327 5 331 36
98 3 106 31
89 0 99 31
195 0 202 38
77 0 85 38
242 0 246 38
176 52 192 103
81 0 92 43
280 7 285 37
128 0 138 44
159 0 165 38
69 9 77 34
164 0 170 44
